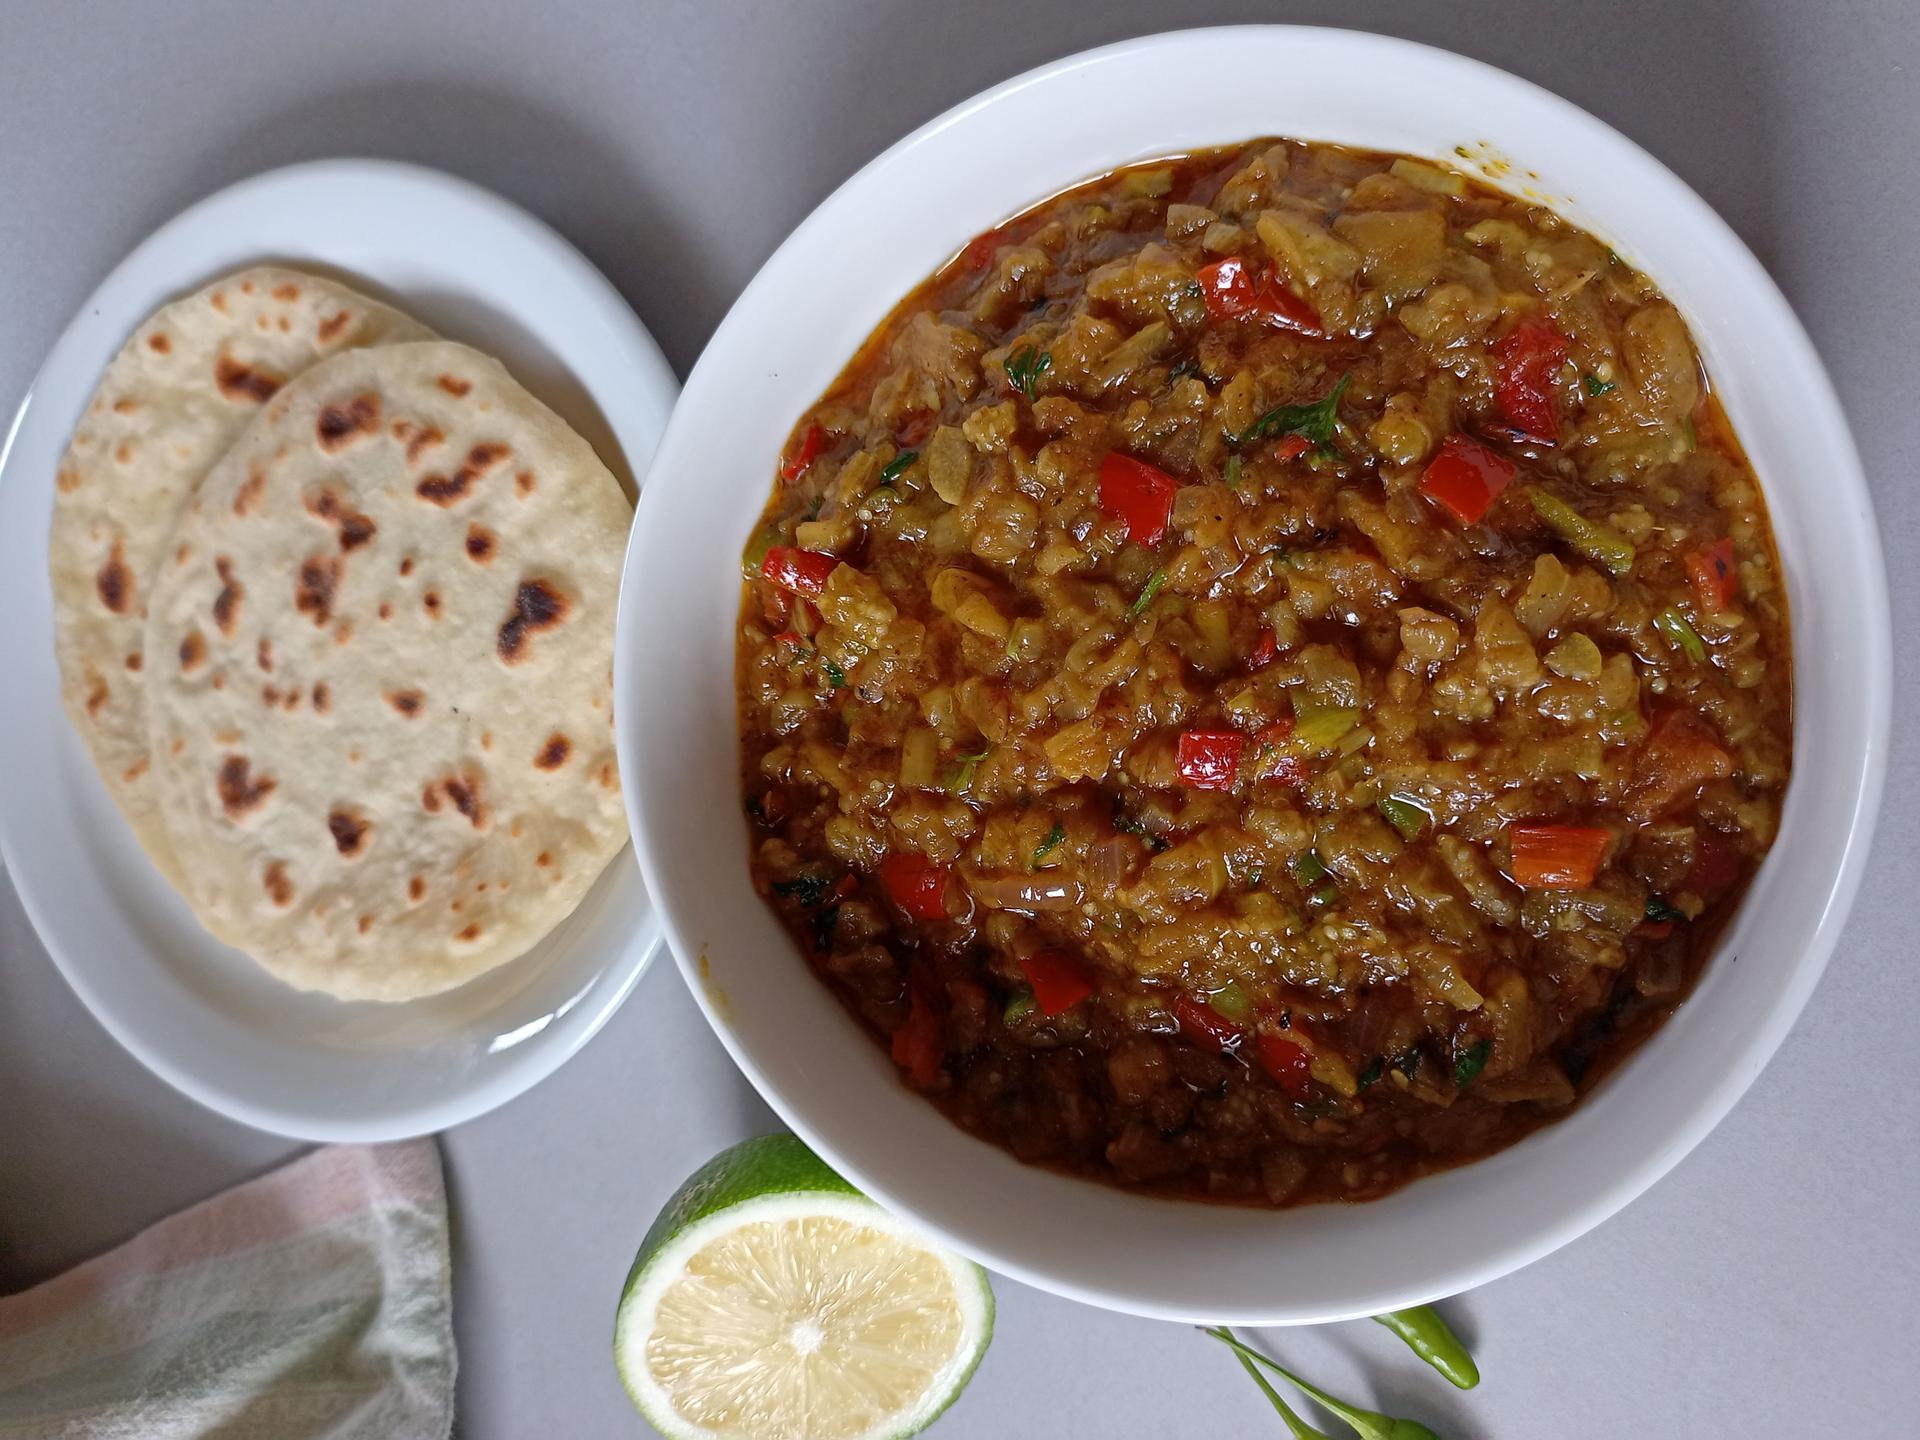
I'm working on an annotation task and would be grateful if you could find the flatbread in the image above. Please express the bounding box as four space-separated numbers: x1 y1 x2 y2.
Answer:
141 340 632 1001
50 267 433 890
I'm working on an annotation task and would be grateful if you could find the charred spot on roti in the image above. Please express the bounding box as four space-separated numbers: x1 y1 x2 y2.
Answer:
148 333 171 355
317 310 351 343
358 913 374 934
295 554 342 627
85 676 109 718
263 861 295 907
334 619 354 646
123 756 148 782
403 424 444 464
211 673 226 690
378 602 393 621
408 876 426 902
96 539 131 614
272 282 300 301
256 637 273 672
312 682 331 713
328 809 370 858
57 467 81 493
176 542 192 567
496 579 569 664
456 922 483 943
399 556 415 578
416 443 509 507
305 488 378 552
438 375 471 397
536 851 552 868
113 397 138 414
423 589 442 618
210 291 228 312
114 442 133 465
316 393 381 452
596 761 618 789
217 755 276 820
465 524 496 563
515 470 536 498
386 689 423 717
262 685 281 706
214 355 282 404
422 771 488 829
125 651 142 672
535 733 571 770
233 467 267 516
179 630 207 672
212 556 244 635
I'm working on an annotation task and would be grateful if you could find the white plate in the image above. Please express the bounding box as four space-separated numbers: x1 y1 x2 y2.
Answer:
615 27 1890 1322
0 160 676 1142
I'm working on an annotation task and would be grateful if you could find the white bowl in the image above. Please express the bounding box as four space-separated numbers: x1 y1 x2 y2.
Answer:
0 160 676 1142
614 27 1889 1322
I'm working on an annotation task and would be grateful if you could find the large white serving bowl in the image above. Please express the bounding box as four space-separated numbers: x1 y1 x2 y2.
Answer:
0 161 676 1142
614 27 1889 1322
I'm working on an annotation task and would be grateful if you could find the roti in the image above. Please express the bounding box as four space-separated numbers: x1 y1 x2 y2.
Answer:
141 339 633 1000
49 267 433 890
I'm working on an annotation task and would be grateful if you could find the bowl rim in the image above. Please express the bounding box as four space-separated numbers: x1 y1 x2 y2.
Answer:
614 24 1891 1321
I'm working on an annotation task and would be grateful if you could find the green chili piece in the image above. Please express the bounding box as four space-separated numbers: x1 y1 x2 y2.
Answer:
1293 701 1360 750
1652 606 1706 663
1527 488 1636 576
1379 793 1431 842
1210 982 1255 1024
1289 850 1328 888
1372 1306 1481 1390
1003 990 1037 1024
1126 569 1167 623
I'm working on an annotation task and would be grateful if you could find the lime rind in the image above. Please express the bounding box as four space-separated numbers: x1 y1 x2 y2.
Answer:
614 1135 993 1440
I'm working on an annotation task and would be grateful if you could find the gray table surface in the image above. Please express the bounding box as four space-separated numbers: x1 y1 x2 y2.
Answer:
4 2 1916 1435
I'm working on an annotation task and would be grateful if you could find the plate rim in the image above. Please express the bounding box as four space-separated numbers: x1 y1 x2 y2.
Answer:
0 156 677 1142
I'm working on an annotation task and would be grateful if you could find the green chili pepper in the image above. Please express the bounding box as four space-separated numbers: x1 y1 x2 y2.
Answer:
1379 793 1431 842
1652 606 1706 663
1205 1329 1443 1440
1003 990 1037 1024
1372 1306 1481 1390
1527 488 1636 576
1232 1349 1336 1440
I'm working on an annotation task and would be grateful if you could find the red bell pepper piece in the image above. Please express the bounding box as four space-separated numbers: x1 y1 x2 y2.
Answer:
1508 823 1611 889
1494 320 1570 445
1195 256 1257 320
1257 1032 1314 1098
1686 537 1738 613
760 546 840 596
1019 950 1095 1016
891 989 943 1086
1176 729 1244 791
1098 453 1178 545
878 852 951 922
1419 435 1516 525
1250 270 1324 336
1174 995 1242 1050
779 423 829 482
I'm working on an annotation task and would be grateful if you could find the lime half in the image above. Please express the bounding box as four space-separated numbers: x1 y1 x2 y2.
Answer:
614 1135 994 1440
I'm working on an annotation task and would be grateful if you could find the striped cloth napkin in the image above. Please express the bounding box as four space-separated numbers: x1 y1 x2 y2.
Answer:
0 1140 455 1438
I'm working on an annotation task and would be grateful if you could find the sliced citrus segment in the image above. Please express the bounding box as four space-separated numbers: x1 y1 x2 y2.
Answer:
615 1135 992 1440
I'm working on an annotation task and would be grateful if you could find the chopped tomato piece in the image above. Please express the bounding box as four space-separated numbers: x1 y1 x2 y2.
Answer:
1629 710 1734 822
1508 823 1611 889
1176 729 1244 790
878 852 951 921
963 233 998 271
1249 270 1324 336
898 412 935 447
779 423 828 482
1174 995 1242 1049
1098 453 1178 545
1688 832 1742 898
771 629 803 650
1686 537 1738 612
1272 434 1311 463
891 989 943 1086
1494 320 1570 444
1249 627 1279 670
1019 951 1095 1016
1257 1032 1314 1098
760 546 840 596
1637 920 1676 941
1419 435 1516 525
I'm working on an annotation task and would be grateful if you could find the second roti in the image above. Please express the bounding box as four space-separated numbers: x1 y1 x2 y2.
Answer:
143 340 633 1000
